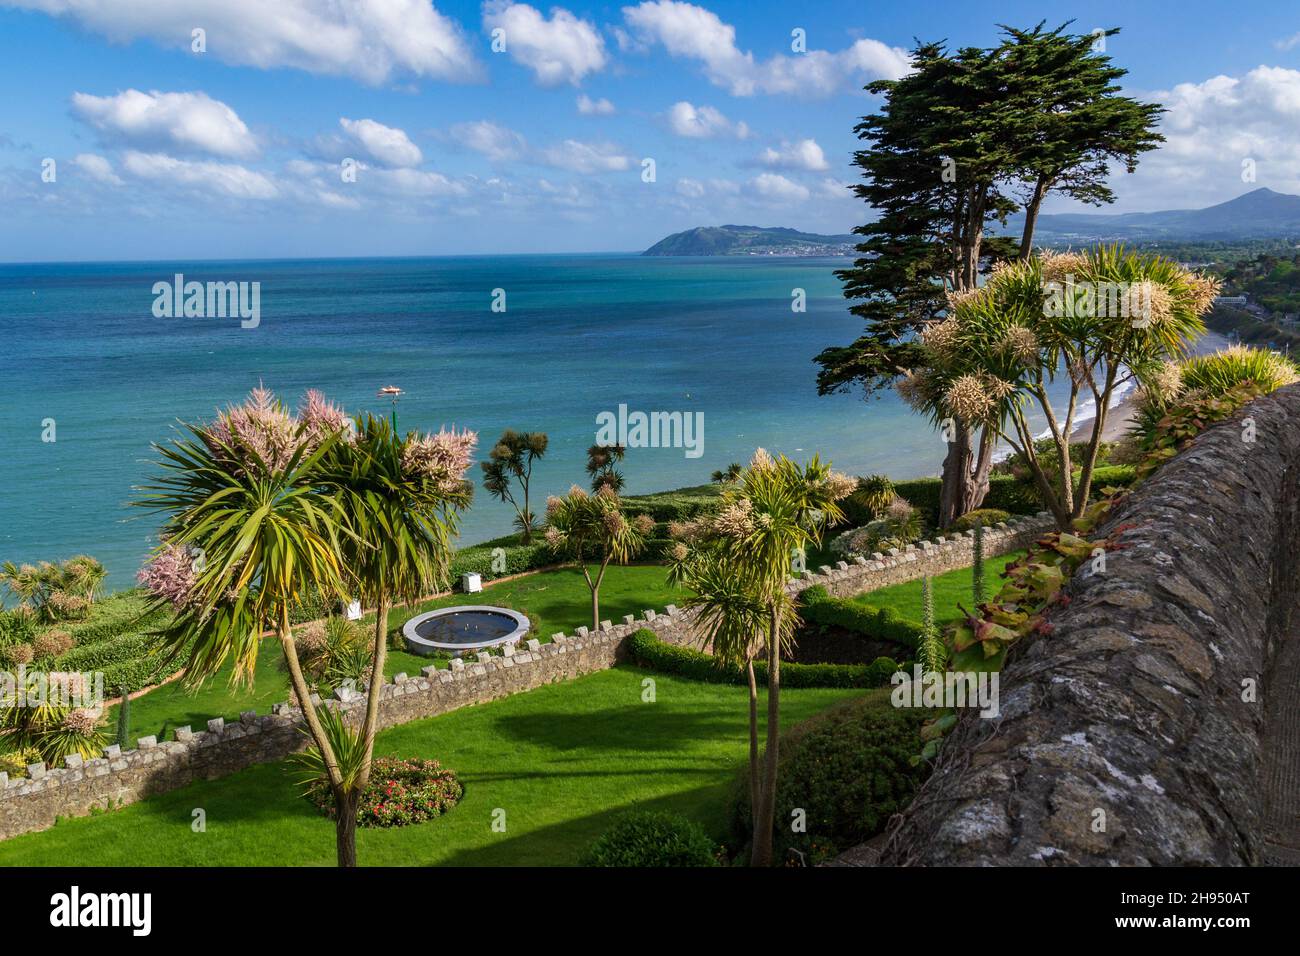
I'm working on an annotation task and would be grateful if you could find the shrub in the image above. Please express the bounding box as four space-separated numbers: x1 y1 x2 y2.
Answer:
31 630 74 661
0 608 38 647
728 699 928 864
892 475 1040 525
951 508 1011 533
580 811 719 867
1 643 33 667
626 628 902 688
306 756 463 828
1086 464 1137 491
619 485 723 521
43 591 90 623
832 497 922 556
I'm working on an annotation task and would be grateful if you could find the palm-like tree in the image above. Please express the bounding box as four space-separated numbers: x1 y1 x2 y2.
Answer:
136 388 358 864
670 451 852 865
544 485 650 630
316 413 473 850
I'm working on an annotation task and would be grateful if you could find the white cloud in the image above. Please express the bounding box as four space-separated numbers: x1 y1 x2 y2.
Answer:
482 1 607 86
71 89 257 158
451 120 528 161
666 101 748 139
5 0 481 85
675 177 705 198
749 172 809 202
121 151 279 199
577 94 616 115
71 153 123 185
373 167 467 197
1275 33 1300 51
621 1 909 96
539 139 630 173
339 118 423 168
758 138 829 171
1116 66 1300 208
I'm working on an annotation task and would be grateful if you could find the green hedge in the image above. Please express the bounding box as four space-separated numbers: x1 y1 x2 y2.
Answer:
1086 464 1137 490
800 586 923 648
884 475 1042 526
625 628 902 689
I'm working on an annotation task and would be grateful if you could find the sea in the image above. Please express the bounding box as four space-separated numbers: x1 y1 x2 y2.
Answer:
0 254 1211 592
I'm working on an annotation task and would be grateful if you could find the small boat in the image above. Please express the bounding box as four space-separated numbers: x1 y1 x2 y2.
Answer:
377 385 403 396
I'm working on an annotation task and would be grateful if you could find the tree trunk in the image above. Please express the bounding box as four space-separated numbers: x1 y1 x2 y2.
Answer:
334 787 359 868
1018 176 1049 260
356 595 389 790
746 657 760 830
751 609 782 867
940 421 996 528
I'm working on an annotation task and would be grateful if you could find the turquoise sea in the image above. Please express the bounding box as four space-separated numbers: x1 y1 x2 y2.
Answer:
1 255 942 591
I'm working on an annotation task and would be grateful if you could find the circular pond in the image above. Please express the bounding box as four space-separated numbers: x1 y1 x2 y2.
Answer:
402 605 530 657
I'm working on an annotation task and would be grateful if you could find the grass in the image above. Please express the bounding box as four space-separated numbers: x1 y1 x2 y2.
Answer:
851 550 1027 625
110 563 685 745
0 667 884 866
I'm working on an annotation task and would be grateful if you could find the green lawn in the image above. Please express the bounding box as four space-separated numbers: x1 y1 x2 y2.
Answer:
852 550 1026 624
0 667 880 866
112 564 685 744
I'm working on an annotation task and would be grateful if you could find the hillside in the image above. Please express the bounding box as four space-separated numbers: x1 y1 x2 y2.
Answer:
1028 188 1300 242
643 225 857 256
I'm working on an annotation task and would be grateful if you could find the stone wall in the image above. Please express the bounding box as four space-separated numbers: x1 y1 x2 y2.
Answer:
0 514 1048 842
875 384 1300 866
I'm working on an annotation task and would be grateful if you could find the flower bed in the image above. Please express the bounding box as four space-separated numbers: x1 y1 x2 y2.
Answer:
306 756 463 828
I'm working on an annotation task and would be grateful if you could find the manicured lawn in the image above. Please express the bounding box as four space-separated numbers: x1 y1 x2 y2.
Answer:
0 668 882 866
111 564 684 744
852 550 1026 624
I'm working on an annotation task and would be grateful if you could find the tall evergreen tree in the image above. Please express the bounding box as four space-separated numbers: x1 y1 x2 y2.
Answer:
818 24 1163 527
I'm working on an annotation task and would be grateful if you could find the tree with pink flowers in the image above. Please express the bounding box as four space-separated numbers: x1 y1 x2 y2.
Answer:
136 387 475 867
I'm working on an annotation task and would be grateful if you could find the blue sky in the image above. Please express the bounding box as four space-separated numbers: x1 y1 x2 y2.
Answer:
1 0 1298 261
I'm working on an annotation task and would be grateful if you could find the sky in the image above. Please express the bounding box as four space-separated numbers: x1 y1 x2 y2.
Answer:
1 0 1299 261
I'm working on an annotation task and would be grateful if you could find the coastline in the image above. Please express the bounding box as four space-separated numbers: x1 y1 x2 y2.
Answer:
1067 330 1232 444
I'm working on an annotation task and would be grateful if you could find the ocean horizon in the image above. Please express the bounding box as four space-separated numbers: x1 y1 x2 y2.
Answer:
2 253 949 591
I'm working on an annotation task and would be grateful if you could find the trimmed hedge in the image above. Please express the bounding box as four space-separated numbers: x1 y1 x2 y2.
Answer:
800 586 923 648
951 508 1011 533
625 628 902 689
1087 464 1137 490
846 475 1041 527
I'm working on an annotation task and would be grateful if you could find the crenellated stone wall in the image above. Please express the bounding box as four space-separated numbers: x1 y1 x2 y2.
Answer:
0 514 1049 842
870 384 1300 867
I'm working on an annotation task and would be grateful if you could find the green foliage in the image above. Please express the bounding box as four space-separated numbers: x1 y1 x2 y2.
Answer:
952 509 1011 533
1135 381 1266 483
305 756 462 829
580 811 719 867
890 475 1040 526
800 587 924 648
728 699 929 863
626 628 901 689
115 687 131 749
1 556 106 622
919 575 944 672
620 484 722 521
853 474 896 519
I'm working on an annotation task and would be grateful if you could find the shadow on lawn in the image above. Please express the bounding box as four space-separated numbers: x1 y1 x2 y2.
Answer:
483 704 740 754
432 782 738 867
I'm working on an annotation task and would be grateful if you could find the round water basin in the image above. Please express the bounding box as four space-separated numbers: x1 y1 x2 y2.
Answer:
402 605 530 657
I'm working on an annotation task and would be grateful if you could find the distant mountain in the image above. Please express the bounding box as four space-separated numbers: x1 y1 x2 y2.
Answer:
1027 188 1300 242
643 224 858 257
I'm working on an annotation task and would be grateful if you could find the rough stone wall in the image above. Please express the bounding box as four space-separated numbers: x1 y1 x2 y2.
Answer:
877 385 1300 866
0 515 1048 842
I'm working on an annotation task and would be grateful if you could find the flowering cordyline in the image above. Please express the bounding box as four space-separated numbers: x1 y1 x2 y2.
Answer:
62 708 101 735
204 386 298 473
945 374 996 423
1000 325 1039 365
943 286 991 313
894 369 933 412
400 428 477 494
299 388 351 448
136 541 201 610
749 448 775 471
713 498 756 540
1038 249 1089 285
823 471 858 502
1186 274 1222 315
